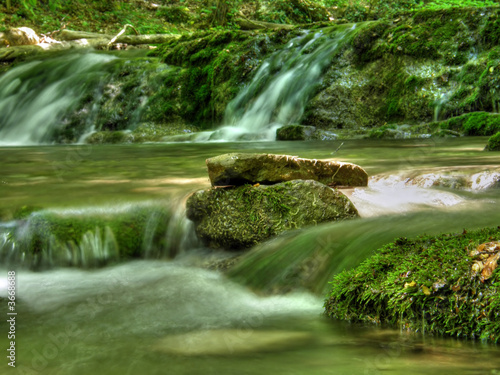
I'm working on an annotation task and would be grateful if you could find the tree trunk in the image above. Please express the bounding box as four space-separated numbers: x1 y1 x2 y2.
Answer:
213 0 231 25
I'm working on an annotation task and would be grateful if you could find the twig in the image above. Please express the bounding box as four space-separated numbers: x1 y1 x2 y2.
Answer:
107 24 139 49
331 142 344 155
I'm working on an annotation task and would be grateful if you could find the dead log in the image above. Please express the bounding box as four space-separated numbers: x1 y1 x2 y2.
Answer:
59 29 114 41
59 29 180 45
0 32 183 61
234 18 294 30
113 34 181 45
0 44 46 61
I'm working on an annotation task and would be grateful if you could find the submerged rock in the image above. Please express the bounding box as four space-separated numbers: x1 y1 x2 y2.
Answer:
206 153 368 187
153 329 314 356
276 125 316 140
186 180 359 250
276 125 339 141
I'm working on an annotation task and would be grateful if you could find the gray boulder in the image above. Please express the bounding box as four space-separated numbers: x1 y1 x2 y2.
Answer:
186 179 359 250
206 153 368 187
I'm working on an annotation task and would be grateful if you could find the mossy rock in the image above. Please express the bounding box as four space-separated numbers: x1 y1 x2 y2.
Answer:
485 132 500 151
15 204 172 268
186 180 359 250
433 112 500 136
206 153 368 187
325 227 500 342
85 131 134 144
276 125 316 140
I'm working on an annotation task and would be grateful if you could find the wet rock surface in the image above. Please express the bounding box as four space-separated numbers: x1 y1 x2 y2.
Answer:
186 179 359 250
206 153 368 187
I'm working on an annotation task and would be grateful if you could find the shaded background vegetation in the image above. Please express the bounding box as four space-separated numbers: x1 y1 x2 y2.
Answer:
1 0 499 36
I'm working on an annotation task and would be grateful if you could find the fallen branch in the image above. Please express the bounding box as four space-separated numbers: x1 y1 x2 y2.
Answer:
60 29 180 45
0 34 181 62
234 18 294 30
0 44 45 61
59 29 113 41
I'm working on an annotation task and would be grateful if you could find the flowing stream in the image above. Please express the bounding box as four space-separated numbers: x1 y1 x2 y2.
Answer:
0 138 499 374
0 26 355 145
0 25 499 374
198 25 355 141
0 53 120 145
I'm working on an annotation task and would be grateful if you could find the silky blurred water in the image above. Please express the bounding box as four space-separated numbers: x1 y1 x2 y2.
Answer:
0 137 499 374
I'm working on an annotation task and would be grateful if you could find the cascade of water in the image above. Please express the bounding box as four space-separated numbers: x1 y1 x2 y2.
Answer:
197 25 356 142
0 52 119 145
228 191 500 295
433 91 451 122
0 200 198 269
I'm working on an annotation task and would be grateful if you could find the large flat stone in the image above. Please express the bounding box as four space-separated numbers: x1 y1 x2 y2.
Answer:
206 153 368 187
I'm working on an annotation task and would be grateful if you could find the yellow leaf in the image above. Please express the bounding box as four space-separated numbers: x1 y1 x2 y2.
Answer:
481 252 500 281
422 285 431 295
404 281 416 288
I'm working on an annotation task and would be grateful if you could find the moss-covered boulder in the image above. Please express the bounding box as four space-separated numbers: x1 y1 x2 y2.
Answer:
276 125 316 140
486 132 500 151
206 153 368 187
186 180 359 250
325 227 500 342
11 204 175 268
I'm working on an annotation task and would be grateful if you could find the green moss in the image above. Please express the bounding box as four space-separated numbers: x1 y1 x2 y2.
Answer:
325 227 500 342
150 29 278 128
481 14 500 48
18 205 172 266
12 205 43 220
85 131 133 144
186 180 359 250
368 124 397 138
351 21 387 63
156 5 191 24
436 111 500 136
485 131 500 151
276 125 315 140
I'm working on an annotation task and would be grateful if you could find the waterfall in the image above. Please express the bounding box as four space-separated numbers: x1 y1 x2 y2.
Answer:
196 25 356 142
0 52 118 145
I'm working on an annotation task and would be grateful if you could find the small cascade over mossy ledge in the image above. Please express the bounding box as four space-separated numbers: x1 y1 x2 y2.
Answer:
5 8 500 144
0 50 197 145
0 200 198 269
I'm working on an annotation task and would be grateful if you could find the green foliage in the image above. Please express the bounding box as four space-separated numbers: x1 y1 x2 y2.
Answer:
157 5 191 24
2 0 173 34
368 124 397 138
437 112 500 136
485 131 500 151
463 112 500 135
325 227 500 342
150 28 290 127
263 0 330 24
